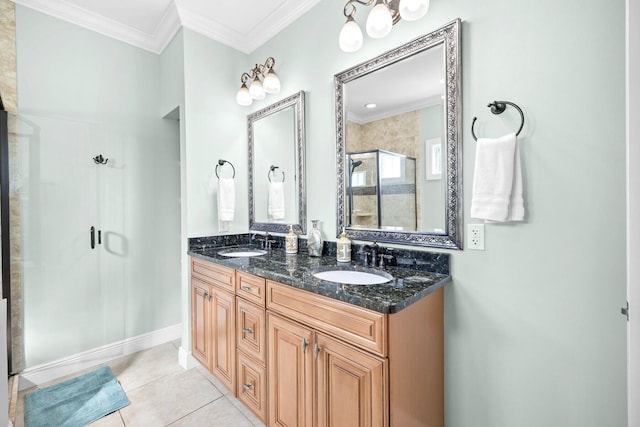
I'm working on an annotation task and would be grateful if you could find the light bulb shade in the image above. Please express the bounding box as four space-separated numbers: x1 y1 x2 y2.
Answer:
366 2 393 39
263 70 281 94
249 77 265 100
399 0 429 21
339 18 363 52
236 85 253 106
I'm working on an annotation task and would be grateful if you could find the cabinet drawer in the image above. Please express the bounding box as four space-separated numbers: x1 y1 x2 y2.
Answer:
237 351 267 423
237 298 266 363
267 281 387 357
236 271 266 307
192 258 235 292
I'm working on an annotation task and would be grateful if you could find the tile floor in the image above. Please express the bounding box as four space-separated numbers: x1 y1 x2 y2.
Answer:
15 341 266 426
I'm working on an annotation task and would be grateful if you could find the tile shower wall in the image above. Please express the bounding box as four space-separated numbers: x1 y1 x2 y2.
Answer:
347 112 420 230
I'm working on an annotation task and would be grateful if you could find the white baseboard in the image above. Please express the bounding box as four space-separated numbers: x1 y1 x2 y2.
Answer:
178 346 198 370
19 323 182 391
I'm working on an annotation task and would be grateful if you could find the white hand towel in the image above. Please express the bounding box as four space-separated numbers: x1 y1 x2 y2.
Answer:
268 181 285 220
217 177 235 226
470 133 524 222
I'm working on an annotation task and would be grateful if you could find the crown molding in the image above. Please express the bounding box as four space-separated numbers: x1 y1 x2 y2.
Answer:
12 0 176 53
13 0 320 55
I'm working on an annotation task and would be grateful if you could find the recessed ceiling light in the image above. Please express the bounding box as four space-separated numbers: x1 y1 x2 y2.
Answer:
365 103 377 109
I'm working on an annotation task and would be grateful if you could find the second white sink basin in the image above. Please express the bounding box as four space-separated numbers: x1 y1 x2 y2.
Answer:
312 268 393 285
218 249 267 257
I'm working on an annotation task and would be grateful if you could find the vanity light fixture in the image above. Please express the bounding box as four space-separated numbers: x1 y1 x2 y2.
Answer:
236 57 281 106
339 0 430 53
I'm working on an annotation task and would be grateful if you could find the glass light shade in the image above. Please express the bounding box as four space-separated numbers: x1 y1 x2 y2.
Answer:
399 0 429 21
366 2 393 39
263 70 281 94
249 77 266 100
339 18 363 52
236 85 252 106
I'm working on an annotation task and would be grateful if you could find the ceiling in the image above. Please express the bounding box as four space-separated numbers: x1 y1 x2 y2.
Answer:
346 43 445 124
12 0 321 54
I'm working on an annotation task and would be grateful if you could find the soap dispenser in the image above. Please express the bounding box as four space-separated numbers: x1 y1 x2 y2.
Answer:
285 225 298 254
336 228 351 262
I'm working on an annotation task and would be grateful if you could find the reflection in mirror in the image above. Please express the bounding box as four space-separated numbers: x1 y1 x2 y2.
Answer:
335 19 462 249
347 150 419 231
249 91 306 234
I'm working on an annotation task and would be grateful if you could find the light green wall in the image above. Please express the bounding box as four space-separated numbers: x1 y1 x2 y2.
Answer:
15 6 181 365
243 0 627 425
182 29 248 237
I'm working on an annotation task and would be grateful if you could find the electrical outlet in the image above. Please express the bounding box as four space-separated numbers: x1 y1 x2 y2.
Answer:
468 223 485 250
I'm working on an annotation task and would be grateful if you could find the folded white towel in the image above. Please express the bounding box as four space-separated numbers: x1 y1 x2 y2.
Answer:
268 182 285 220
217 177 235 224
470 133 524 222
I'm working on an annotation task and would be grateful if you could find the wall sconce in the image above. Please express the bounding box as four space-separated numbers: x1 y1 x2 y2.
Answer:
236 57 281 106
339 0 430 53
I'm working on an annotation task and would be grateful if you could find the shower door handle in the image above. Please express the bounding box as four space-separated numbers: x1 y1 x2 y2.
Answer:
98 230 102 245
90 226 95 249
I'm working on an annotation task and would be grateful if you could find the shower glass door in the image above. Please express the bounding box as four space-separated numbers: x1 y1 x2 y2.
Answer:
18 114 125 368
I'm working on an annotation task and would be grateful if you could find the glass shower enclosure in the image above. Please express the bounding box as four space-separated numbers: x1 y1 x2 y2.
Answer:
346 149 417 231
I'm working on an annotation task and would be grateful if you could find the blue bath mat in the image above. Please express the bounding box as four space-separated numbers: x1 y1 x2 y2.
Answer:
24 366 130 427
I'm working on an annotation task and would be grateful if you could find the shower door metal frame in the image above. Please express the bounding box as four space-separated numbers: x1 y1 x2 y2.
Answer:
0 96 12 372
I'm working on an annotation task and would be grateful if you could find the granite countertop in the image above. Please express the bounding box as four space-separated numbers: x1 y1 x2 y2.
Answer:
188 236 451 314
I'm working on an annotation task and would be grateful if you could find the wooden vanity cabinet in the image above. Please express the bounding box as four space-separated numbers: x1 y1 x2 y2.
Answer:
191 257 444 427
267 283 389 427
190 259 236 393
236 271 268 423
267 280 443 427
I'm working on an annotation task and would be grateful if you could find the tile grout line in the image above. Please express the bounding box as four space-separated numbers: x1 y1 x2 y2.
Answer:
164 394 229 426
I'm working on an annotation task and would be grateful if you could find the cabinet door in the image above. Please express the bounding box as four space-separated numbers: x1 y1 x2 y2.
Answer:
191 279 211 370
238 351 267 423
268 313 313 427
211 287 236 394
237 298 266 363
315 333 388 427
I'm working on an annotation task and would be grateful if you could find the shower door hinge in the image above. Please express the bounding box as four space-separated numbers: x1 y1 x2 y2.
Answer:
622 301 629 321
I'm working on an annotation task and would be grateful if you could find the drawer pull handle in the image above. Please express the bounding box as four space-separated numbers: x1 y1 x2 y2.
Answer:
241 285 252 292
242 328 253 334
313 343 322 359
243 382 253 390
302 338 309 353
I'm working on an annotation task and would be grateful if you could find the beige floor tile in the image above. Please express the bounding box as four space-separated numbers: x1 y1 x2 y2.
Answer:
107 342 184 392
120 367 222 426
87 410 126 426
226 393 266 427
169 397 254 427
194 364 233 397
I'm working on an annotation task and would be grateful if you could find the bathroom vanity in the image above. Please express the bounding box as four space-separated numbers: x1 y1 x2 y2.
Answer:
188 237 449 427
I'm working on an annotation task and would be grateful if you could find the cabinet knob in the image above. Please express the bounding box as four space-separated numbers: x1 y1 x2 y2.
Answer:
242 328 253 334
241 285 252 292
242 382 253 391
313 343 322 359
302 338 309 353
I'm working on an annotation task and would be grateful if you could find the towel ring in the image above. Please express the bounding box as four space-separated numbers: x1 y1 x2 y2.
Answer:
268 165 285 183
215 159 235 179
471 101 525 141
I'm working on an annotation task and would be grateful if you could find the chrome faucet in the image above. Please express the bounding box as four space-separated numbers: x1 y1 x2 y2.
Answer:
253 232 276 250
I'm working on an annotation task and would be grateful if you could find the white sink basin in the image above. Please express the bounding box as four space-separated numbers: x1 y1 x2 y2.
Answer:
218 249 267 257
312 269 393 285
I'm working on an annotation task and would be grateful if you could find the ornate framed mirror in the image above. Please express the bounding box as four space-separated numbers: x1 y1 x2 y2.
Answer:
335 19 462 249
249 91 306 234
